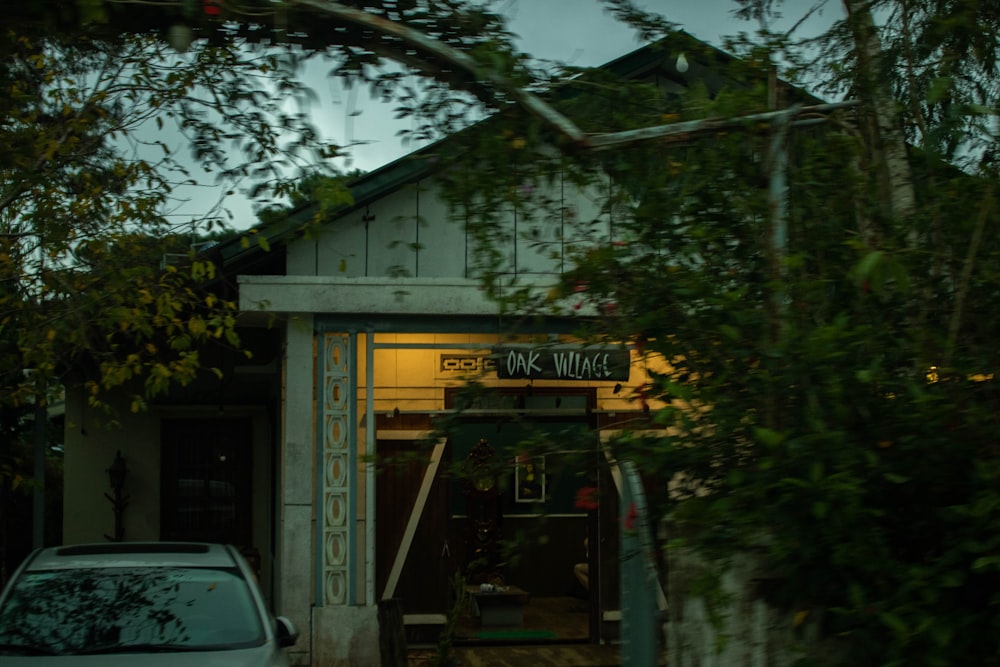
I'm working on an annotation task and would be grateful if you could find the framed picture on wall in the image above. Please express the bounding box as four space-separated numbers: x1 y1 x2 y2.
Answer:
514 454 546 503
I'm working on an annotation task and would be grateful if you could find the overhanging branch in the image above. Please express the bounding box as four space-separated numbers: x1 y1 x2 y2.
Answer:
586 101 859 151
289 0 589 147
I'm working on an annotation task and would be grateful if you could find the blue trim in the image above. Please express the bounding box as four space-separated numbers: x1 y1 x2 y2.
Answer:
348 330 359 605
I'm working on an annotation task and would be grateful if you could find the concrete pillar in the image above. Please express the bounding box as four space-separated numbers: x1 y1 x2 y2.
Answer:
280 315 316 666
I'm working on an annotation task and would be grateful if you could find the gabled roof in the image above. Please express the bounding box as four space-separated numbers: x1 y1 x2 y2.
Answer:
215 30 817 273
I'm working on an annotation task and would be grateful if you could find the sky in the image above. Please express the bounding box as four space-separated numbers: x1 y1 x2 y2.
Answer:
182 0 844 229
318 0 842 174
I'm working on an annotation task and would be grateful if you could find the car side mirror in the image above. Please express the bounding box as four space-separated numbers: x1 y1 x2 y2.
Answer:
276 616 299 648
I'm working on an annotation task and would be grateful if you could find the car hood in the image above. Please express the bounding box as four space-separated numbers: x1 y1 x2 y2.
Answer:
0 644 287 667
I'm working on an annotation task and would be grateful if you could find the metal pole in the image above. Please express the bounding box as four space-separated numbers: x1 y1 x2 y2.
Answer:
620 460 659 666
365 328 376 606
32 382 46 550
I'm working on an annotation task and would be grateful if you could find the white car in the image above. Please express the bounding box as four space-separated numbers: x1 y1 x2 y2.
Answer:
0 542 298 665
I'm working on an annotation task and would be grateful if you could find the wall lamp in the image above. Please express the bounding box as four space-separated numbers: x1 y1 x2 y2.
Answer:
104 450 130 542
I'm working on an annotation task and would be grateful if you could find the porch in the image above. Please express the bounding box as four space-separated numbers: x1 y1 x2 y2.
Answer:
408 643 623 667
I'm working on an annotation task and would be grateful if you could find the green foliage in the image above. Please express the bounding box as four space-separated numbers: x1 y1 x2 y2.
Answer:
255 170 363 226
5 3 998 663
435 6 1000 663
2 0 549 438
0 12 346 420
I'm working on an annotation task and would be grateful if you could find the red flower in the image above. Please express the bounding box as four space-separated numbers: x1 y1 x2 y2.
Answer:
574 486 599 511
625 503 639 530
624 502 639 530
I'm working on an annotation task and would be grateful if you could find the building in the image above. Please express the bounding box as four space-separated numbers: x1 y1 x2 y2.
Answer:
60 33 782 666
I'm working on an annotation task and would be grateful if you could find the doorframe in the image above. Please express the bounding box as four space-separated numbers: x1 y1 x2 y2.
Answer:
443 385 601 642
159 416 254 546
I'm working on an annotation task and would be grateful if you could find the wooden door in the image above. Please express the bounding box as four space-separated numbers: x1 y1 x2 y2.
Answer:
375 436 453 615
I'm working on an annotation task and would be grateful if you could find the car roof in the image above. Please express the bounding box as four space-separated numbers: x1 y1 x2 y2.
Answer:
24 542 241 571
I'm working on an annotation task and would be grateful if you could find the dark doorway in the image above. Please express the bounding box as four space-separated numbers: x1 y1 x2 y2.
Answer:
160 418 252 547
443 387 599 645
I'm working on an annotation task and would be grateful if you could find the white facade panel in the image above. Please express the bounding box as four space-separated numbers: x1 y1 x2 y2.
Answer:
239 276 559 316
285 228 314 276
413 179 469 278
285 170 614 282
316 209 371 277
514 174 569 275
367 184 420 277
285 209 369 277
561 177 613 257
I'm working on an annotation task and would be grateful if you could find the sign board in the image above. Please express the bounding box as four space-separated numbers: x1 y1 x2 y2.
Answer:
492 344 630 382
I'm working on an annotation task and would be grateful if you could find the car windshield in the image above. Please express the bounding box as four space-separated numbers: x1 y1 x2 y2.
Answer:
0 566 265 655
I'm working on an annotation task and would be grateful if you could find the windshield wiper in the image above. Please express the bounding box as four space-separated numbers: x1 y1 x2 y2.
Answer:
0 642 59 656
74 643 202 655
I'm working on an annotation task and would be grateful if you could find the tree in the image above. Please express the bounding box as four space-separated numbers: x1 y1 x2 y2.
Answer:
5 1 998 661
0 0 556 577
0 0 540 422
1 1 600 576
255 169 365 226
431 1 1000 665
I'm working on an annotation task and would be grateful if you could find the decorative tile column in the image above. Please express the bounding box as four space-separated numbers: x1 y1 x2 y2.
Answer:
321 333 353 606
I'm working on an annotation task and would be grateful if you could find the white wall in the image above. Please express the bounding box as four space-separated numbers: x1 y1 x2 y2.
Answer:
285 171 615 280
61 391 276 599
62 389 162 545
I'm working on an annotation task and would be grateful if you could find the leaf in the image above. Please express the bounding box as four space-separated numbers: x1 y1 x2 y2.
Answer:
719 324 740 340
965 103 992 116
972 555 1000 572
76 0 109 23
851 250 884 286
879 612 910 642
188 317 207 336
753 427 786 448
926 77 952 104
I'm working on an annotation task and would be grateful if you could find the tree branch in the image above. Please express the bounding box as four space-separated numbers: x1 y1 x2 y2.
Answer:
288 0 589 147
944 186 994 369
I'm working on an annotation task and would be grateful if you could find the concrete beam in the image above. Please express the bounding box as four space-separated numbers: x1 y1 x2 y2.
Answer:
238 276 573 316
